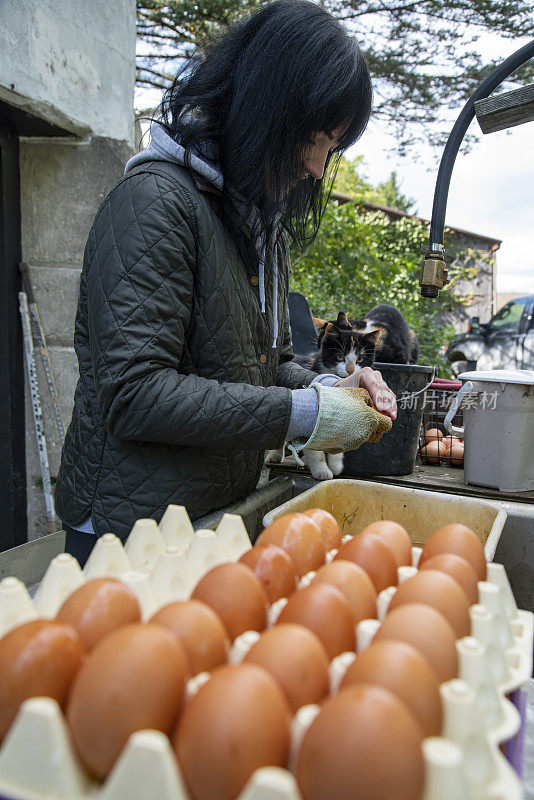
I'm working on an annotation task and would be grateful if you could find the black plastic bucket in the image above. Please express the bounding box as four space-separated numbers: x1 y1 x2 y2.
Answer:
343 362 435 477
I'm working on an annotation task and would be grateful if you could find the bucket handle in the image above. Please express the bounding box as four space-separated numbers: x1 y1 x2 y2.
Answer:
393 365 437 400
444 380 473 436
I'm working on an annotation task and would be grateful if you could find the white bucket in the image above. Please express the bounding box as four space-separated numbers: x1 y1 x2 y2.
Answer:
444 369 534 492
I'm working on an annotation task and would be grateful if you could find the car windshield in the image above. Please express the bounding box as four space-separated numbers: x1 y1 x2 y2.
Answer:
488 299 528 332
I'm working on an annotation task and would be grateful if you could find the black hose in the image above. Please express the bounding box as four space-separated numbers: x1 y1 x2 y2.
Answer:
428 39 534 252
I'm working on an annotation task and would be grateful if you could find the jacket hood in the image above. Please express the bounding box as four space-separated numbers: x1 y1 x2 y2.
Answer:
124 123 224 192
124 123 281 349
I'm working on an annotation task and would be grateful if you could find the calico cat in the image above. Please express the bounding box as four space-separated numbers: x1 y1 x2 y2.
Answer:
313 305 419 368
348 304 419 365
296 311 381 377
284 311 382 479
266 305 418 480
265 312 382 480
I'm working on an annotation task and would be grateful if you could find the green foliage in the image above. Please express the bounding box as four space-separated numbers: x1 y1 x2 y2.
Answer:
332 156 374 199
290 202 475 376
136 0 534 151
333 158 416 213
373 172 416 214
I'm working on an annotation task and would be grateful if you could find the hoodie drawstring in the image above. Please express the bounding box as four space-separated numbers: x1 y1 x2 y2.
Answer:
258 232 266 313
257 232 279 349
271 246 278 349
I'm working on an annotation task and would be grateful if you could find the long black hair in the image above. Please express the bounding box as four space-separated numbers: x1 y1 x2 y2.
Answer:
159 0 372 262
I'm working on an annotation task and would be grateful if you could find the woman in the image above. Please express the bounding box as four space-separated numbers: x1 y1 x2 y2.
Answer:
55 0 396 558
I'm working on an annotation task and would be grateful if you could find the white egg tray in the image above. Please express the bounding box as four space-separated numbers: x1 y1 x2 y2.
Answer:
0 505 532 800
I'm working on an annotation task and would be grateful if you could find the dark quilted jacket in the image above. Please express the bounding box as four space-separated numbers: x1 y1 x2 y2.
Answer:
55 160 317 539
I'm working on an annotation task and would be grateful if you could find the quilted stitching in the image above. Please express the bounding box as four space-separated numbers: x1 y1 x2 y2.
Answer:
56 161 317 539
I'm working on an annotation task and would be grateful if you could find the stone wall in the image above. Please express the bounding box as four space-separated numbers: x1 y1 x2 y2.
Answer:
20 137 133 539
446 232 498 331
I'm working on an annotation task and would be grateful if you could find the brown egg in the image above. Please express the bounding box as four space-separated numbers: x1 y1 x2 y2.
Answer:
360 520 412 567
334 533 397 592
312 561 377 624
239 544 297 603
420 553 478 605
341 640 442 736
297 683 424 800
277 583 355 659
175 663 291 800
149 600 229 675
441 436 453 453
191 563 268 641
420 523 487 580
450 441 464 466
421 440 447 464
0 619 84 741
56 578 141 650
425 428 443 443
374 602 458 682
67 623 188 779
302 509 342 551
388 569 470 639
243 624 329 712
256 513 326 576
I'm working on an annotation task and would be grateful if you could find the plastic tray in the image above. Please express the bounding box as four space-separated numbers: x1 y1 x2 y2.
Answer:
262 478 507 561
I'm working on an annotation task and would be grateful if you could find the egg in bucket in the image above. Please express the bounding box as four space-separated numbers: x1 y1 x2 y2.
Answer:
444 369 534 492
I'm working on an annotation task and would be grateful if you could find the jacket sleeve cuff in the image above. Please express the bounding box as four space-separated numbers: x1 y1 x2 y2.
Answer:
310 374 340 388
286 387 319 442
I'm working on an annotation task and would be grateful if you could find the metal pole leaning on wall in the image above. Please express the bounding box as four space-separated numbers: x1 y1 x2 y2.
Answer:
18 291 57 535
18 262 65 447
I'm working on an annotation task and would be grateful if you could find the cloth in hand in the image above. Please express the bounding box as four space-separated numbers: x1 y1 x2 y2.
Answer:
293 384 393 455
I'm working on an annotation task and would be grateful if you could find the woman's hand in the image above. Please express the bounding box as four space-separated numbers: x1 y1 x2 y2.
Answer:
335 367 397 420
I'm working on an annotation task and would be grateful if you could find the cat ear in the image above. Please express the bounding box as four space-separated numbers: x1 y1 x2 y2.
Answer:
336 312 349 326
312 316 327 328
364 328 383 345
324 322 336 335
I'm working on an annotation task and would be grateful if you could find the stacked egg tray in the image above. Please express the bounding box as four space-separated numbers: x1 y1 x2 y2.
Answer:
0 503 532 800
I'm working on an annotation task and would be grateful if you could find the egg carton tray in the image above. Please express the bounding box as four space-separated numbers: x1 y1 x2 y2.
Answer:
0 504 532 800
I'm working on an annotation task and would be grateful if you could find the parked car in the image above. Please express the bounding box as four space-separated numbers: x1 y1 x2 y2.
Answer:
445 295 534 375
